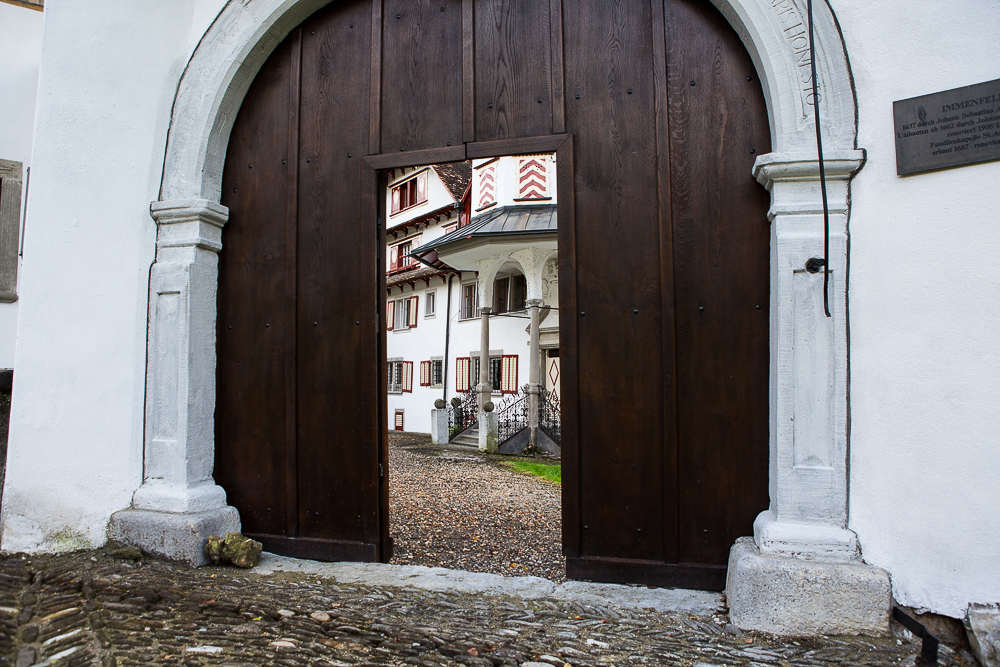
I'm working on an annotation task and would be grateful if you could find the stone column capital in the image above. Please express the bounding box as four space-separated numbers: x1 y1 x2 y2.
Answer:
752 150 865 190
150 199 229 252
526 298 543 307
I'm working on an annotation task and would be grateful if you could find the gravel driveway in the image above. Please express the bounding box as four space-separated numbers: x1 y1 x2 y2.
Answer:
388 432 565 582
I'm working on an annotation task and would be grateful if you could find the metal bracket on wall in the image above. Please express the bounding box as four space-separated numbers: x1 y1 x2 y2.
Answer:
892 606 939 666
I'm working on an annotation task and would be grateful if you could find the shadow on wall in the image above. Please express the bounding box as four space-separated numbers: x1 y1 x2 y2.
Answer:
0 370 13 515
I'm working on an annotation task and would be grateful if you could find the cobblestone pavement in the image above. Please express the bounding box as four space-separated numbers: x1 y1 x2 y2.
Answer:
0 549 975 667
388 433 563 581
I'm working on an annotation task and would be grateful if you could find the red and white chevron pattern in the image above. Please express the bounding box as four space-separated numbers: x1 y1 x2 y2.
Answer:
478 163 496 209
518 158 548 199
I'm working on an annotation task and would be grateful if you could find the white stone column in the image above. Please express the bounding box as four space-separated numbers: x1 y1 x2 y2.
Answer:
477 307 492 411
109 199 240 566
526 299 542 449
727 152 890 636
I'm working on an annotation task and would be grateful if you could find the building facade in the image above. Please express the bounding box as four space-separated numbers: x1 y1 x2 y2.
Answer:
384 156 559 436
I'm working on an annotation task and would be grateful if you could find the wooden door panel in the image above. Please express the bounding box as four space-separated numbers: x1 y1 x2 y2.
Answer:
295 2 380 552
474 0 554 141
562 0 672 566
380 0 464 153
217 36 294 539
666 0 771 567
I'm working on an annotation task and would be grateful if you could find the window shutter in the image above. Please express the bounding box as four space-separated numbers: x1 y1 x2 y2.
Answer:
501 355 519 394
420 361 431 386
417 171 428 204
403 361 413 392
390 245 399 271
386 299 395 330
456 357 470 392
394 410 404 431
391 187 401 213
408 296 418 327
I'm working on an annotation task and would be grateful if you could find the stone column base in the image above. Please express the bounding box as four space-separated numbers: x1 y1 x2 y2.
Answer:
108 507 240 567
726 537 891 636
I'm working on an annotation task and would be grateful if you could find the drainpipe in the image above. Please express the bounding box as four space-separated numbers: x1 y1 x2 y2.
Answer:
442 273 455 401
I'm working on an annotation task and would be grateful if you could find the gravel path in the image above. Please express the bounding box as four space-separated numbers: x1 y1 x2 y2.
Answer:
388 432 566 583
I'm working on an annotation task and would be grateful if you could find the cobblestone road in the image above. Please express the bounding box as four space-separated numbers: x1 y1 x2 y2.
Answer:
0 549 974 667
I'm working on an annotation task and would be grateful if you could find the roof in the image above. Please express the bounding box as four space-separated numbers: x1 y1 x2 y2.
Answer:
432 162 472 201
386 265 452 290
412 204 557 255
386 202 460 238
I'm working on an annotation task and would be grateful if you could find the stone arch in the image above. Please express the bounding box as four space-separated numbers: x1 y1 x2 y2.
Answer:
138 0 866 581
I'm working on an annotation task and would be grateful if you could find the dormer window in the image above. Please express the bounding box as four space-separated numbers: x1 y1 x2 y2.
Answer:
390 171 428 215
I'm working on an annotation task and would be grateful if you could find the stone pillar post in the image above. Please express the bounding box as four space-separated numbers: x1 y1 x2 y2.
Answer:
526 299 543 448
726 154 890 636
108 199 240 566
477 307 492 410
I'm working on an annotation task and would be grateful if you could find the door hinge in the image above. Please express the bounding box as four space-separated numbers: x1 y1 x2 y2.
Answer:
379 463 384 478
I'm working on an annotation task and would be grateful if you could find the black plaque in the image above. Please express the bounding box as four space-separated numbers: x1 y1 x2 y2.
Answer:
894 78 1000 175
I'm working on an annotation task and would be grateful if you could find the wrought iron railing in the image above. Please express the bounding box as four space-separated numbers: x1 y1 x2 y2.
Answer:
495 387 529 444
539 388 561 444
447 390 478 441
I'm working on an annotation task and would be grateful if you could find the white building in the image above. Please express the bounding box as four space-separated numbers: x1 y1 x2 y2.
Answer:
384 156 560 441
0 0 44 372
0 0 997 646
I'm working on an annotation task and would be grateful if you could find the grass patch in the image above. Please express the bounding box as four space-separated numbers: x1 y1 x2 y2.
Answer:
505 461 561 484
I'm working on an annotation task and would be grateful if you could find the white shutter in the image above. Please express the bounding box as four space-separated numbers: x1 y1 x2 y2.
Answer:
386 299 394 330
403 361 413 392
408 296 419 327
420 361 431 386
456 357 470 392
502 355 518 394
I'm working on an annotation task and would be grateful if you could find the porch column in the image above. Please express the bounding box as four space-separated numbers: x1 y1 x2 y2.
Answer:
108 199 240 566
526 299 543 448
477 307 492 410
726 153 890 636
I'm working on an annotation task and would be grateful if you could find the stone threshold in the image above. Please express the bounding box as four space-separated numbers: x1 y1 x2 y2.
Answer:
251 552 723 616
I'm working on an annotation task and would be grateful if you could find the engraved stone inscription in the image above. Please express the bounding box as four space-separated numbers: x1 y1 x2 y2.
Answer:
768 0 819 118
894 78 1000 175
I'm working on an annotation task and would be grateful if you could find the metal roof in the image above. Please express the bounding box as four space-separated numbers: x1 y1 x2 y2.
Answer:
412 204 557 255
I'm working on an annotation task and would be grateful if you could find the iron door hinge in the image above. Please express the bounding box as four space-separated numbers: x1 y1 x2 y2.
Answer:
379 463 384 478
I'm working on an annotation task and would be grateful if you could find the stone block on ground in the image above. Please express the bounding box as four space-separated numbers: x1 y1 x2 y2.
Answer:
965 603 1000 667
205 531 263 568
726 536 890 636
108 506 240 567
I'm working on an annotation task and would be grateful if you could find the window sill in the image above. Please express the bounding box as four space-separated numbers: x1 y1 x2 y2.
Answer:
392 327 412 333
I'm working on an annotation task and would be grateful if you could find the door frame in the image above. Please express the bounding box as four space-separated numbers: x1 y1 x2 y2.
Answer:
138 0 868 574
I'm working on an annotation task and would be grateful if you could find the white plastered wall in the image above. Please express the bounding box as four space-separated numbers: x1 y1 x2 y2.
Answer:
0 3 44 369
832 0 1000 618
0 0 229 551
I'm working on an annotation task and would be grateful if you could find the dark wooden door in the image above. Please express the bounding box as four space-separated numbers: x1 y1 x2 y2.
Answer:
216 0 769 584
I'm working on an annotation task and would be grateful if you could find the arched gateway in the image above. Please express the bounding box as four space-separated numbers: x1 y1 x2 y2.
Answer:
117 0 866 596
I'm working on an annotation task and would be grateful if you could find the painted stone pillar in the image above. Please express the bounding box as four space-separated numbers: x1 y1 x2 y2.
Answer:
477 307 492 411
726 153 890 636
526 299 543 448
108 199 240 566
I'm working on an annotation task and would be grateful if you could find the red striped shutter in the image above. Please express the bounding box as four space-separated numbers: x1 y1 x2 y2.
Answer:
386 299 394 330
456 357 471 392
501 355 518 394
402 361 413 392
394 410 404 431
408 296 418 327
420 361 431 386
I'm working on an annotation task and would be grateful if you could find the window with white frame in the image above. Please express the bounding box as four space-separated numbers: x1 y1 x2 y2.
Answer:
419 359 445 388
387 295 419 330
494 273 527 313
425 289 436 317
390 170 428 216
461 283 478 320
388 360 413 393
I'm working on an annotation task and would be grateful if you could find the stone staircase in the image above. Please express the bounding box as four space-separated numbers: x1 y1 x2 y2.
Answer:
450 427 479 449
